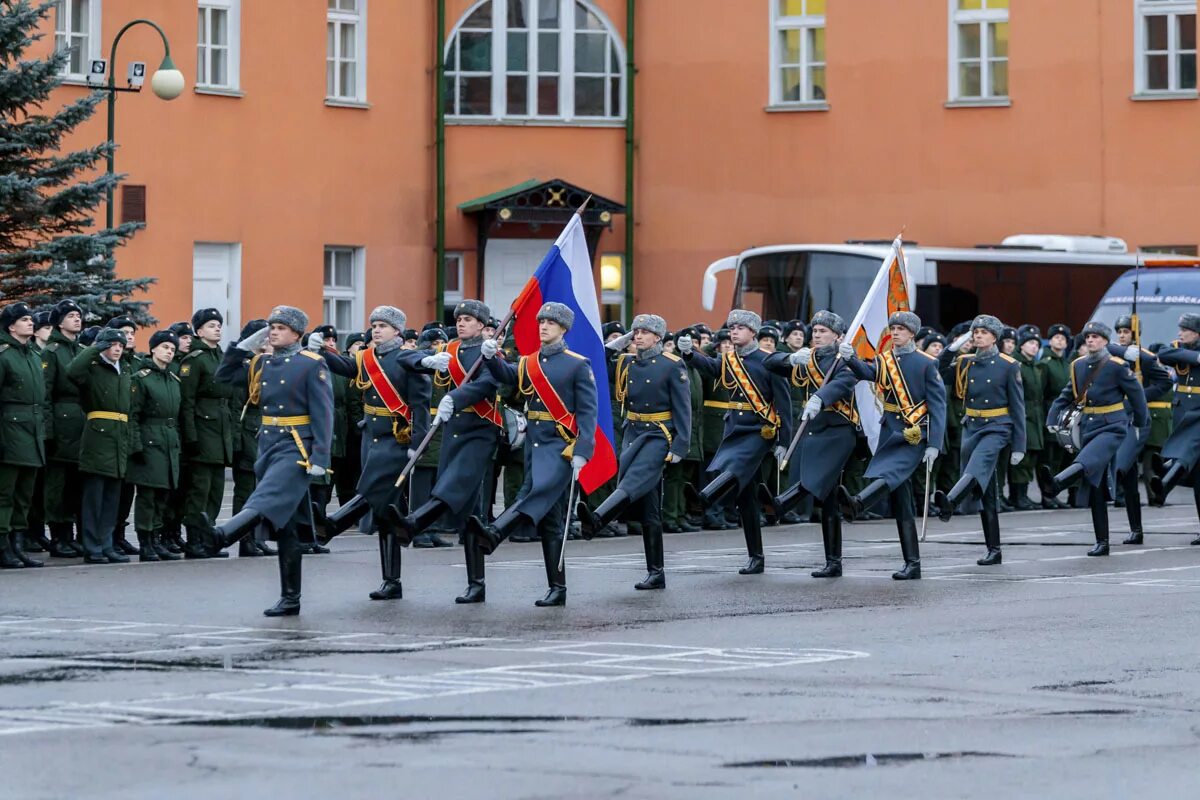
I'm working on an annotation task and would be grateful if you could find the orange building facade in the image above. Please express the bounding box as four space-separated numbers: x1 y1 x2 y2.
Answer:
36 0 1200 338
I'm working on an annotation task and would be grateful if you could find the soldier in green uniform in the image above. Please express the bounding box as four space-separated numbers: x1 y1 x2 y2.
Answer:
662 327 705 532
128 331 184 561
230 319 274 557
1039 323 1073 508
68 327 133 564
105 317 144 555
0 304 49 569
19 311 54 556
168 322 193 361
40 299 86 558
1144 341 1174 488
178 308 234 559
155 322 195 555
1007 325 1046 510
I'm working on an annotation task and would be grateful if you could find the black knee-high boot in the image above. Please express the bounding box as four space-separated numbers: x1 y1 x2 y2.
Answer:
369 522 404 600
1121 467 1144 544
578 488 630 540
1150 461 1188 507
635 519 665 590
977 506 1002 565
688 470 739 509
738 485 765 575
456 530 486 603
316 494 370 544
811 493 842 578
212 508 264 549
535 530 567 606
839 478 889 523
394 497 449 546
934 474 977 523
264 524 302 616
1192 481 1200 546
761 480 809 520
1088 484 1110 557
470 506 526 555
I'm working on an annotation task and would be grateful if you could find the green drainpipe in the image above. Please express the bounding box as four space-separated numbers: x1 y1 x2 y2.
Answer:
435 0 447 321
623 0 635 327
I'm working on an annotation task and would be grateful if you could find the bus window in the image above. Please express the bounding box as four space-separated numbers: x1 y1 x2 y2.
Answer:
736 251 878 322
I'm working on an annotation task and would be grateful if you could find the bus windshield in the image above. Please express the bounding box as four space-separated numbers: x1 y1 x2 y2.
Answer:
734 250 880 322
1091 269 1200 349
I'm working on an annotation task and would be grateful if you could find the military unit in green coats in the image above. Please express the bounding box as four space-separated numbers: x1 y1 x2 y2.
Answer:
4 295 1200 582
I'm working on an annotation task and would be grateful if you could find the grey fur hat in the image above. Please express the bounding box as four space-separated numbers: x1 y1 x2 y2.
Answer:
1179 313 1200 334
93 327 126 349
810 310 847 336
268 305 309 335
1081 320 1112 341
630 313 667 338
971 314 1004 340
369 305 406 331
537 302 574 331
1114 315 1134 332
453 299 491 324
725 309 762 333
888 311 921 335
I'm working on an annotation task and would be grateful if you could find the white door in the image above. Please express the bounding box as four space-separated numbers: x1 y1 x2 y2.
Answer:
484 239 555 314
192 242 241 345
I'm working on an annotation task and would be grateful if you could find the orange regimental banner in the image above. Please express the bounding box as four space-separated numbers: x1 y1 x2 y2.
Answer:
360 347 411 420
525 352 579 436
446 340 503 426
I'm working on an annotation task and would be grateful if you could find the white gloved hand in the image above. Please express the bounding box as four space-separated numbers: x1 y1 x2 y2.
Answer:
307 464 327 478
435 394 455 424
773 446 787 463
422 351 451 373
666 453 682 464
571 454 588 478
677 335 693 354
923 447 938 468
605 331 634 351
1010 452 1025 466
950 332 972 352
307 331 324 352
237 326 269 353
1134 426 1142 441
1047 424 1061 434
1124 345 1140 362
789 347 812 367
481 338 499 359
407 449 417 461
802 395 822 421
838 342 855 360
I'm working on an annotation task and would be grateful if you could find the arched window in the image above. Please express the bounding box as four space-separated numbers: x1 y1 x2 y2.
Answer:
445 0 626 122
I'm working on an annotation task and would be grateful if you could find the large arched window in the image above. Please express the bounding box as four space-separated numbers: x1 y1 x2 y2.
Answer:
445 0 626 122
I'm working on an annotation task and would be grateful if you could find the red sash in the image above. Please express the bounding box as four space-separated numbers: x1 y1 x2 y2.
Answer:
525 352 579 435
360 347 411 420
447 341 503 426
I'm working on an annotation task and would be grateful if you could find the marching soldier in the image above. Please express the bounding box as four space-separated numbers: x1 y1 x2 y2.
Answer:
661 325 705 533
1042 321 1149 556
469 302 598 607
333 332 367 509
1039 323 1074 508
67 327 133 564
837 311 947 580
310 306 439 600
577 314 691 590
229 320 275 558
932 315 1026 566
1009 325 1046 510
699 329 736 530
128 331 184 561
1109 315 1171 544
677 310 792 575
40 299 86 558
178 309 234 559
203 306 334 616
1148 314 1200 546
393 300 503 602
0 304 48 569
758 310 857 578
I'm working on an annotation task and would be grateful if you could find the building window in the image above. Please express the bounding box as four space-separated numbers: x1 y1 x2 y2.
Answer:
323 246 364 338
444 253 465 306
327 0 367 102
197 0 240 91
1135 1 1197 94
949 0 1009 101
599 253 624 323
769 0 826 106
444 0 625 122
55 0 102 78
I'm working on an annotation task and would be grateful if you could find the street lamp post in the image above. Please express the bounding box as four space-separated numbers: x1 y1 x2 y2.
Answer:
103 19 185 230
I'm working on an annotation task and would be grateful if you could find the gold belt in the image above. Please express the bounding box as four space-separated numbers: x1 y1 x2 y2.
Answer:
527 410 557 422
1176 385 1200 395
1148 401 1172 409
965 407 1009 418
703 400 732 410
262 415 311 426
1082 403 1124 415
363 403 401 417
86 411 127 422
626 411 672 422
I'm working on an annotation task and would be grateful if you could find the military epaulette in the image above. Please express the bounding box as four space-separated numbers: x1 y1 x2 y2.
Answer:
662 352 682 362
300 350 322 361
184 349 206 360
45 342 58 352
915 350 936 360
1110 356 1126 365
136 368 151 378
563 350 587 360
170 372 181 383
999 353 1017 364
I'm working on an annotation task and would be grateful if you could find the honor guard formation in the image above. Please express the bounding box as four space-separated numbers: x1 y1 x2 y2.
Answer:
4 296 1200 617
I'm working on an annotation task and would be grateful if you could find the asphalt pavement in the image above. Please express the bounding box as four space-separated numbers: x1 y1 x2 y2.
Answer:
2 494 1198 799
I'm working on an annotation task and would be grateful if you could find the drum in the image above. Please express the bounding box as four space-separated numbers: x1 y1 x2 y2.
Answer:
503 407 527 451
1053 405 1084 454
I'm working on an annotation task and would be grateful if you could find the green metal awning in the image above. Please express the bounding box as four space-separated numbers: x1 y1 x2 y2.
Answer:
457 179 544 213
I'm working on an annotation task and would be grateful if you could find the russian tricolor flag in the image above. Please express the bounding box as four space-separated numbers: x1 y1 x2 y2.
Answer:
510 212 617 494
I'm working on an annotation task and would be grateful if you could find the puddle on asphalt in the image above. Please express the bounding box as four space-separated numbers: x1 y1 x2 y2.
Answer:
1041 709 1132 716
188 714 744 733
725 752 1016 768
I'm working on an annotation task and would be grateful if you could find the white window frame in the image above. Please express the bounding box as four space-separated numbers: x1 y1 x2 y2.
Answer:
55 0 103 80
768 0 827 109
1134 0 1198 96
327 0 368 104
323 246 366 338
947 0 1010 103
196 0 241 92
445 0 626 123
443 252 465 308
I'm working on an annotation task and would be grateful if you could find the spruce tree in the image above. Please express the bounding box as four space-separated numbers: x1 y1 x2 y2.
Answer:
0 0 155 324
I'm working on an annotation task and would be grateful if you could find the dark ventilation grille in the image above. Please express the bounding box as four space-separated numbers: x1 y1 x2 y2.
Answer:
121 185 146 224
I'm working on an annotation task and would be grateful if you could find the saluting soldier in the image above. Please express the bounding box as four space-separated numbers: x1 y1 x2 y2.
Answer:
1148 313 1200 546
228 320 275 558
836 311 947 580
1042 321 1149 556
932 315 1026 566
0 304 48 569
676 310 792 575
203 306 334 616
40 299 87 558
1108 315 1172 544
470 302 598 607
310 306 439 601
698 329 737 530
758 310 858 578
578 314 691 590
67 327 134 564
392 300 502 603
127 331 184 562
178 309 235 559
